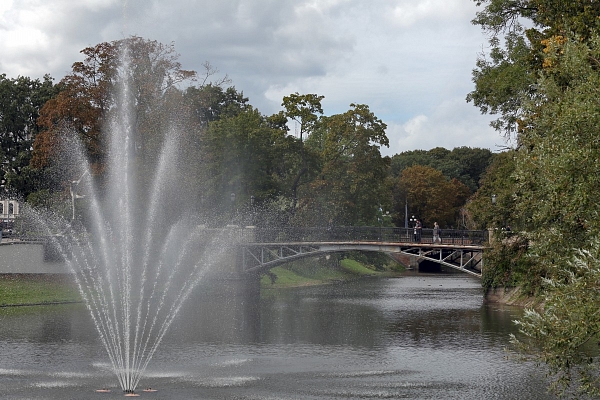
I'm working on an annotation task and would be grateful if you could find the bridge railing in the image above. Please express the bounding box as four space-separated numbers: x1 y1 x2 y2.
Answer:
250 226 488 246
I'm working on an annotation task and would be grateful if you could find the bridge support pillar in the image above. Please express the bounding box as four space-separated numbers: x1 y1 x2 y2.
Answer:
409 255 420 269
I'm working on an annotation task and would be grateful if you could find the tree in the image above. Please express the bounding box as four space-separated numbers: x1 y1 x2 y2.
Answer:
280 93 324 211
394 165 470 228
0 74 59 198
32 36 196 176
447 147 495 191
299 104 390 226
511 34 600 266
466 150 518 230
390 147 494 192
199 107 292 225
511 241 600 398
489 31 600 398
468 0 600 138
184 84 248 128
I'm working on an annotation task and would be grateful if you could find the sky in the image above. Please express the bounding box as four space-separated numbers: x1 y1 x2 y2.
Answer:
0 0 508 156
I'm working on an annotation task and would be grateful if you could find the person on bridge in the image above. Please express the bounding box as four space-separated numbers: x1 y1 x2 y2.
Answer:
433 222 441 244
414 220 422 243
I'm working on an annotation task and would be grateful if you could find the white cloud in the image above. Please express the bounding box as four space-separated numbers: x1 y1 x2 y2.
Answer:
383 97 505 156
388 0 475 28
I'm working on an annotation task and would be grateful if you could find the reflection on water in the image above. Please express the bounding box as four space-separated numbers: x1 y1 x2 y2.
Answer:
0 272 553 399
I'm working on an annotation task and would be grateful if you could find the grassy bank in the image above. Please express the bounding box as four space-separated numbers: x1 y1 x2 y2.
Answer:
261 255 404 289
0 275 81 307
0 256 405 305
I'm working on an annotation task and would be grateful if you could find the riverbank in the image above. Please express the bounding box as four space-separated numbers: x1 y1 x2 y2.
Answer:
0 274 81 307
260 257 405 289
0 257 405 306
484 286 542 309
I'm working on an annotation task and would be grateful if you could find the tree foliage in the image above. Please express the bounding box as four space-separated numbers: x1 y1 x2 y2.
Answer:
512 241 600 398
393 165 470 228
33 36 196 176
0 74 59 197
280 93 324 211
469 1 600 393
198 106 298 224
298 104 390 226
390 146 494 192
466 150 518 230
13 37 487 235
513 34 600 268
468 0 600 138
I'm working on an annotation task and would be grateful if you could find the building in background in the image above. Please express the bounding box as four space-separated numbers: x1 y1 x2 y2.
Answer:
0 199 20 230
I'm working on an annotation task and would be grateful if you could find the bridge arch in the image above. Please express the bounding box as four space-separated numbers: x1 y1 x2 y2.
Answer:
241 241 484 278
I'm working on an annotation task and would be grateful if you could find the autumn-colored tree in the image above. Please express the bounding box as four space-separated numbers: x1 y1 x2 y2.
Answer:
32 36 196 177
394 165 470 228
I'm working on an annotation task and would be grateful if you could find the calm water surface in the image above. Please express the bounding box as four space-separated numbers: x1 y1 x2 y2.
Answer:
0 272 553 399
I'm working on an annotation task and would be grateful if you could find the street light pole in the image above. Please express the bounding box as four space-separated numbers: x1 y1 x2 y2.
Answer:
230 192 236 225
250 195 255 226
404 198 408 228
409 215 417 242
70 171 89 221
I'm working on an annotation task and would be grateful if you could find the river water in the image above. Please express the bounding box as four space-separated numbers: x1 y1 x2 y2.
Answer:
0 272 553 399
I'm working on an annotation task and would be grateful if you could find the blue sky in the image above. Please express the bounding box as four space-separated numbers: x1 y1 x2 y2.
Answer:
0 0 508 156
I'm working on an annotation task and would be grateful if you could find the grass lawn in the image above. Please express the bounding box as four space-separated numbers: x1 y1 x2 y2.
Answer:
0 275 81 307
261 256 403 289
339 258 379 275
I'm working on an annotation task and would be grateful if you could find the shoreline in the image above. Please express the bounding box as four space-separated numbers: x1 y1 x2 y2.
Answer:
484 286 540 309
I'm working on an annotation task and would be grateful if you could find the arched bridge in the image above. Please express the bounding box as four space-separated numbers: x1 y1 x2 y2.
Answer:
239 227 488 278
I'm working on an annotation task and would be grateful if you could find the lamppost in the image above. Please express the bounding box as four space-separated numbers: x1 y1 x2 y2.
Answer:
409 215 417 227
409 215 417 242
404 198 408 228
230 192 236 224
384 211 390 220
250 195 255 226
70 171 89 221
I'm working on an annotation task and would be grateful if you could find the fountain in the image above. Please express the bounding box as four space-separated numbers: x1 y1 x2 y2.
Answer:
25 49 234 394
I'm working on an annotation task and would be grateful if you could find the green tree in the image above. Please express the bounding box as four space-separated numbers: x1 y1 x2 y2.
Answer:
448 147 495 192
493 32 600 398
199 107 292 225
390 147 494 192
280 93 324 211
466 150 518 230
468 0 600 138
511 241 600 397
183 84 248 128
513 34 600 267
0 74 59 198
298 104 389 226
